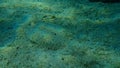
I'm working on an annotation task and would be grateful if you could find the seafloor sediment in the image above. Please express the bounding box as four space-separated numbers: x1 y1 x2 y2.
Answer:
0 0 120 68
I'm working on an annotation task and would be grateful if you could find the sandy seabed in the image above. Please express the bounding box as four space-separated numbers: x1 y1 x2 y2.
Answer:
0 0 120 68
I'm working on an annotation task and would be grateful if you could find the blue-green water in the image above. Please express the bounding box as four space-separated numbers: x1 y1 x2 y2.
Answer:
0 0 120 68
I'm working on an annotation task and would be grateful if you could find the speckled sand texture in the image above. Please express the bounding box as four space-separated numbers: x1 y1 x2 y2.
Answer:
0 0 120 68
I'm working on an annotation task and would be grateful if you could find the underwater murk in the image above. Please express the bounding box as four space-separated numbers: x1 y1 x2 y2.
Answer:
0 0 120 68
